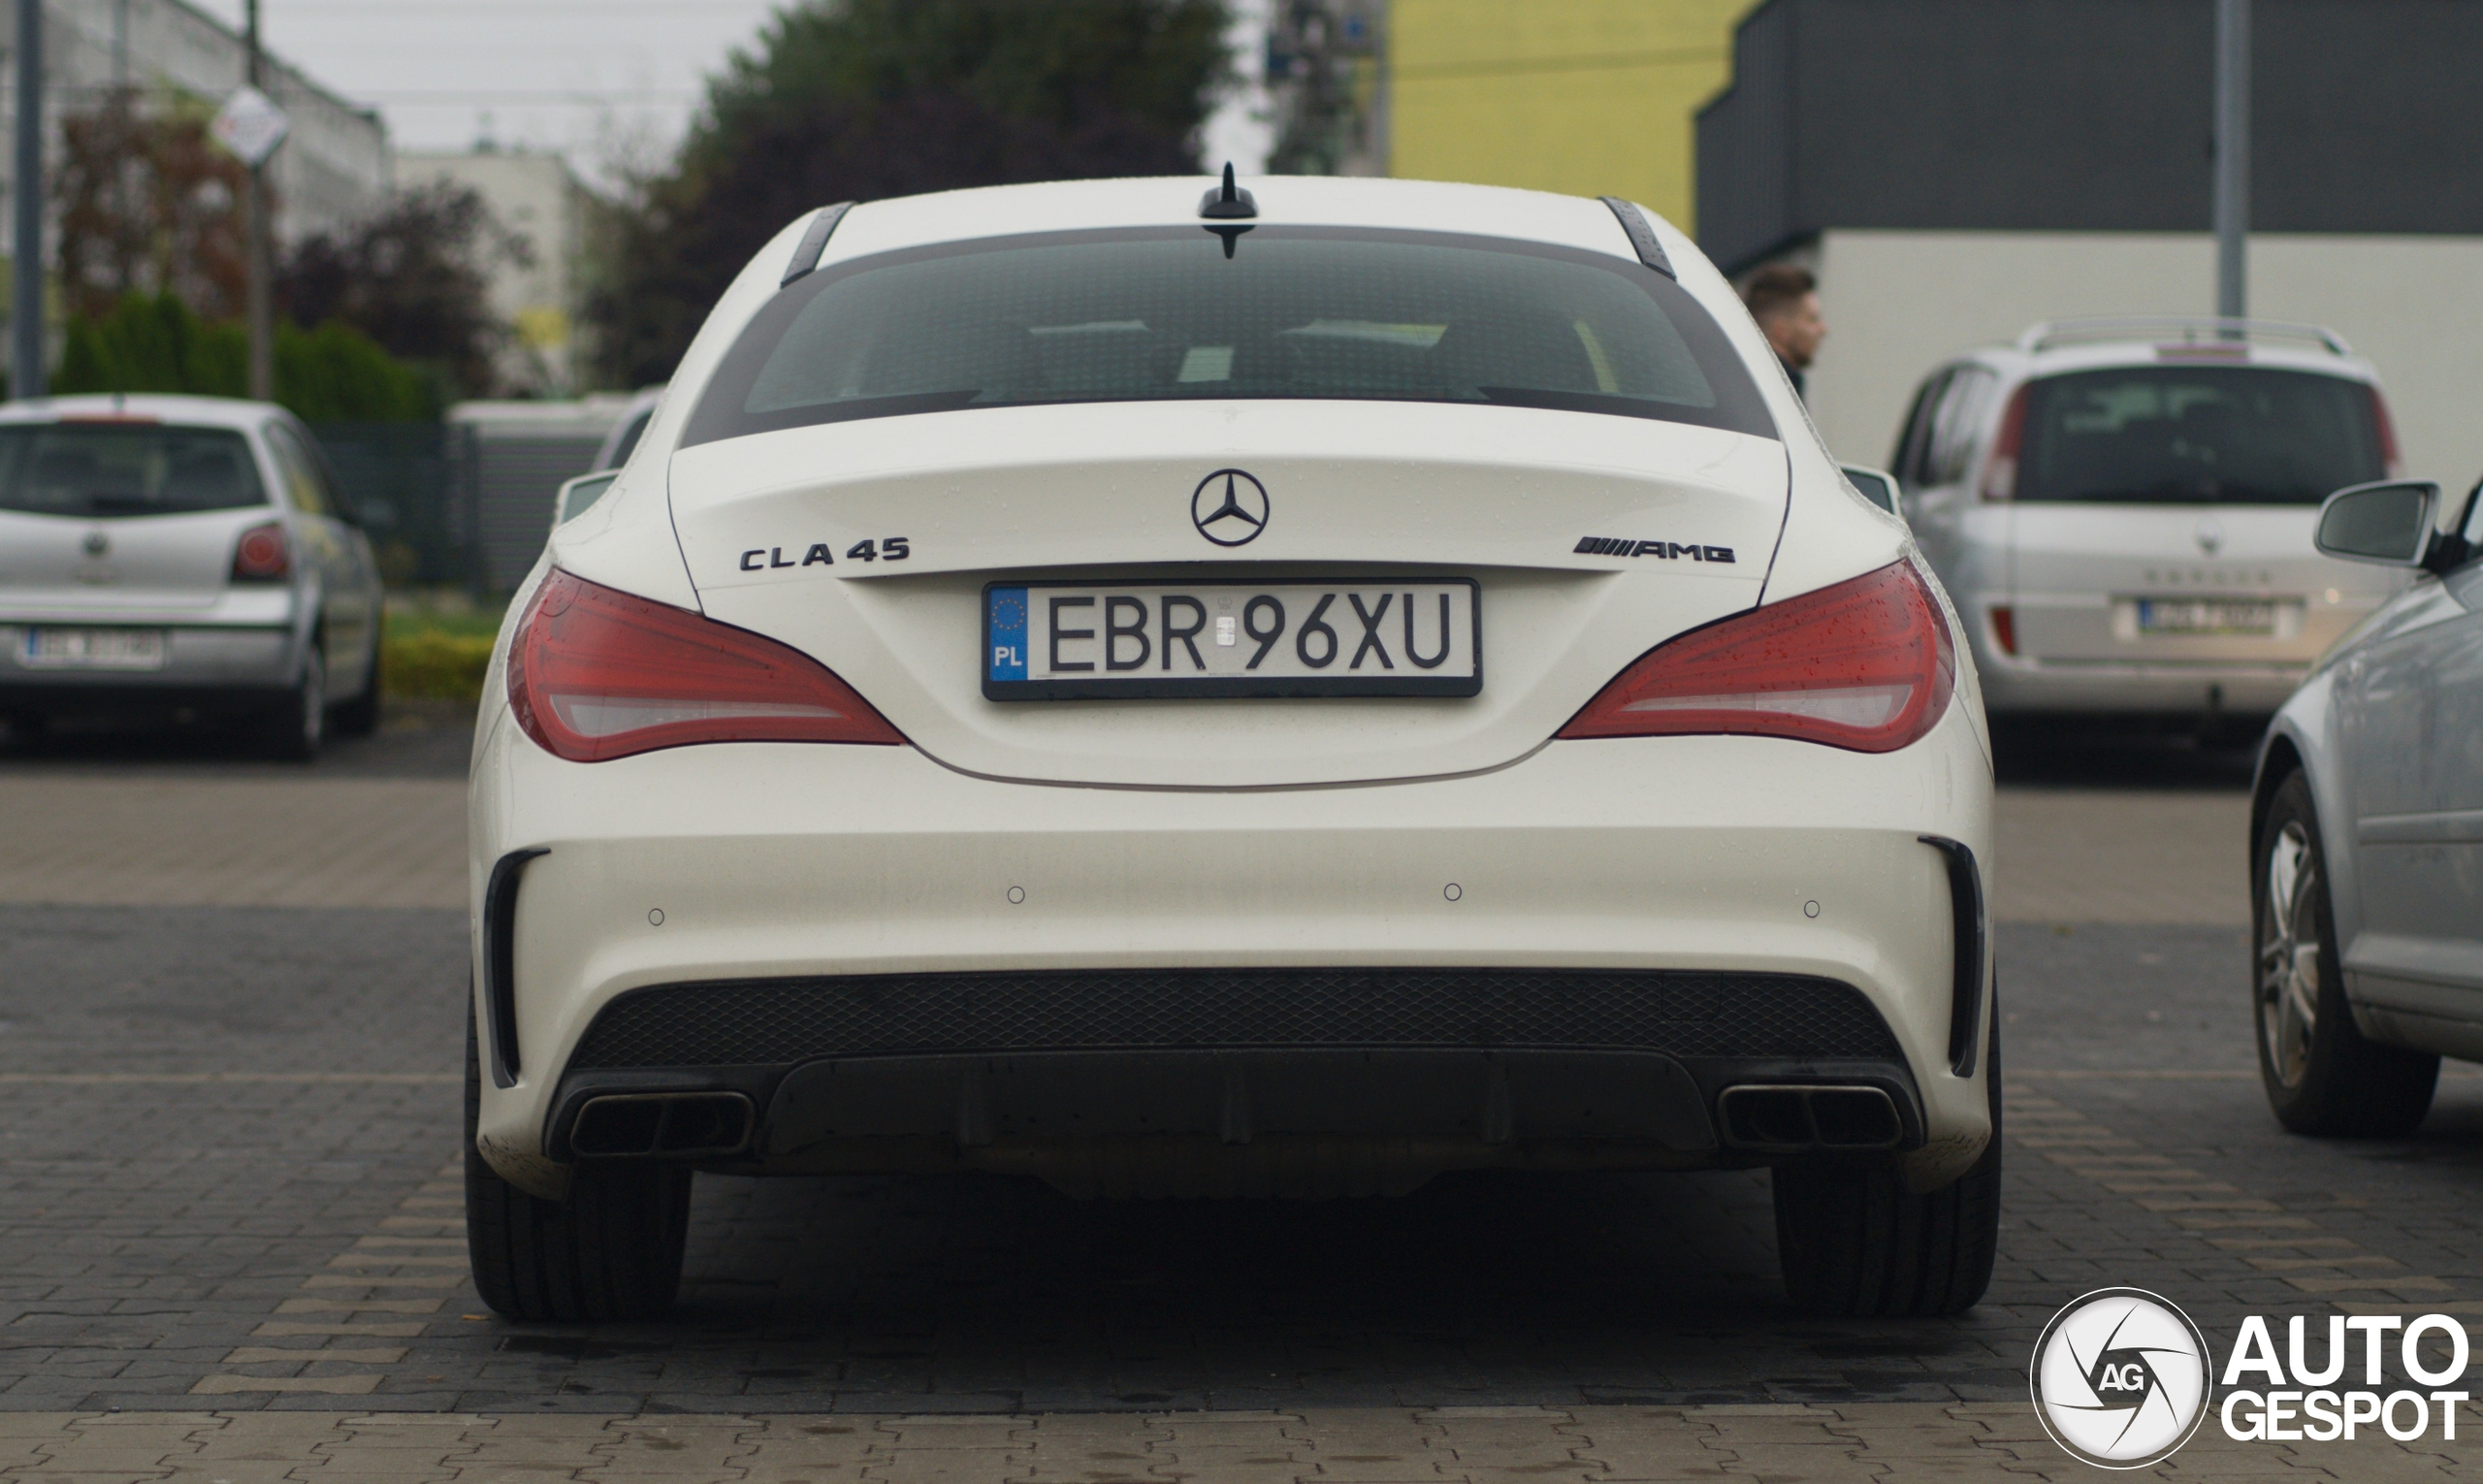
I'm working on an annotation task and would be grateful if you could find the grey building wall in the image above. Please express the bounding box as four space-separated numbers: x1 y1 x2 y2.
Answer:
5 0 389 260
1696 0 2483 273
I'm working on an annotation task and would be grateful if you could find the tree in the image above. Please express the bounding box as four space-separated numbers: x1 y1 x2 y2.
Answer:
55 291 435 421
1265 0 1383 176
278 181 527 403
588 0 1229 389
54 92 251 323
53 92 511 405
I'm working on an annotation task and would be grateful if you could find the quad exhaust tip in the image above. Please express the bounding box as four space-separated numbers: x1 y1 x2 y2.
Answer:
1717 1084 1903 1153
570 1091 755 1158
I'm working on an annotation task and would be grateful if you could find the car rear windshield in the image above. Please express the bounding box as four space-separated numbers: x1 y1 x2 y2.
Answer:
682 226 1777 446
2015 366 2385 504
0 423 267 518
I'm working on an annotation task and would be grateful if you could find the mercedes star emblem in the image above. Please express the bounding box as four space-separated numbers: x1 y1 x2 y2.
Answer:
1191 468 1269 547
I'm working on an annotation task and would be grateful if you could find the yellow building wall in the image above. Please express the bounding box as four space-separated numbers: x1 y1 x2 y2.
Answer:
1389 0 1754 233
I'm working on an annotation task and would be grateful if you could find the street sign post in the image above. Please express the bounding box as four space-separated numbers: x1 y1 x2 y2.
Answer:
12 0 42 400
2213 0 2249 321
210 85 290 168
222 0 284 402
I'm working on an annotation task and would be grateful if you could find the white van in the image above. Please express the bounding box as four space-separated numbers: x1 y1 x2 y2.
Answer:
1892 318 2410 726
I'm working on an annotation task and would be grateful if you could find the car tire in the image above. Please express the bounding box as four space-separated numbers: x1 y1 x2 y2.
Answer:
262 644 326 762
329 629 383 737
1772 1015 2002 1317
464 1001 691 1323
2253 770 2438 1137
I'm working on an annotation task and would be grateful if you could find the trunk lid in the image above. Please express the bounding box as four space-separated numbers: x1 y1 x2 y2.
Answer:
663 400 1786 788
0 505 270 616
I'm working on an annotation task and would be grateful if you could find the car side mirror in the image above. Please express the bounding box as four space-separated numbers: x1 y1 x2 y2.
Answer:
1841 465 1901 516
2314 480 2437 567
553 472 619 531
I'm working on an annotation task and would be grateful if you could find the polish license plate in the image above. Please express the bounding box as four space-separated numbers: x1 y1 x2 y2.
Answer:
2136 599 2277 635
984 580 1481 699
16 627 167 670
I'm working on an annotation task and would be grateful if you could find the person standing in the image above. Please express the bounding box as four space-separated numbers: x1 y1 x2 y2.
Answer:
1742 264 1826 401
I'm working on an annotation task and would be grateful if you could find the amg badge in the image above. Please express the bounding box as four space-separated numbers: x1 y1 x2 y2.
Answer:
1574 536 1735 563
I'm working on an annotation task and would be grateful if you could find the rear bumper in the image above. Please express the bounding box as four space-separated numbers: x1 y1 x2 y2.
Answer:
535 967 1925 1195
0 624 298 705
468 704 1996 1198
1942 559 2389 720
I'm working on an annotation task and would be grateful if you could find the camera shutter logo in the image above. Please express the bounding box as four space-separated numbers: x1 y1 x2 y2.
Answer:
2031 1288 2212 1468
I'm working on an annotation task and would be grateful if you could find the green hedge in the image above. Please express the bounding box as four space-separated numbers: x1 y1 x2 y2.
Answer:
384 629 495 702
55 292 436 422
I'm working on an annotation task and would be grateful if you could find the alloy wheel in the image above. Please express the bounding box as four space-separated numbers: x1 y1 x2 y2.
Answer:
2258 821 2321 1088
298 650 327 753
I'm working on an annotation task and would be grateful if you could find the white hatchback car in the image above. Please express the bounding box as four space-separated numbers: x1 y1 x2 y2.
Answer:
0 394 383 758
465 176 2000 1323
1893 319 2408 729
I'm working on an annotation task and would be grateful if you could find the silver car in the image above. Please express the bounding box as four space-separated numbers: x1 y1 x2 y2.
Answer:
0 395 383 759
1894 317 2409 728
2252 476 2483 1135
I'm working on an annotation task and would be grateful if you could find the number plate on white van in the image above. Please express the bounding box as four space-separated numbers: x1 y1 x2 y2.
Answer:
984 580 1480 699
2135 599 2278 635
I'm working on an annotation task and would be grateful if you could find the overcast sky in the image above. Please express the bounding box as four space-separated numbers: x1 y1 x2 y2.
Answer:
183 0 1271 192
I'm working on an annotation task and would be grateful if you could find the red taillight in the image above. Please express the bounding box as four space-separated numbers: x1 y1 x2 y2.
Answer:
231 522 290 582
1557 561 1956 754
1980 384 2030 501
2370 386 2401 475
1989 605 2018 657
508 568 903 762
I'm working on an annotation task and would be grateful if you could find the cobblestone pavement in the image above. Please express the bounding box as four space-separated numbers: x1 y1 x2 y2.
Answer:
0 718 469 910
0 707 472 780
2 730 2476 1475
0 1401 2467 1481
1991 790 2249 925
3 905 2478 1474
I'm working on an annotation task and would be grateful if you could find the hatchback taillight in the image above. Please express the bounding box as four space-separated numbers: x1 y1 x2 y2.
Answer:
508 568 903 762
1557 561 1956 754
230 522 290 582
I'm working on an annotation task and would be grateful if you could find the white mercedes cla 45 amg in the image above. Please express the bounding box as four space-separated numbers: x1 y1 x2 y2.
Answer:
464 175 2000 1323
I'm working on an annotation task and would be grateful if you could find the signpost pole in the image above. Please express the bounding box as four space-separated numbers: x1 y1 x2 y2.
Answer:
243 0 272 401
13 0 45 400
2213 0 2249 323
